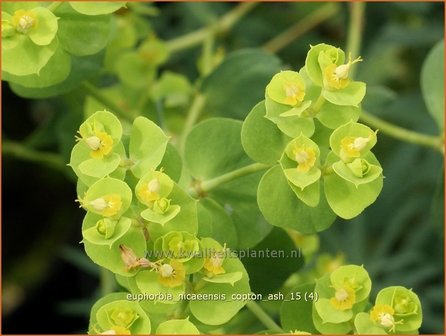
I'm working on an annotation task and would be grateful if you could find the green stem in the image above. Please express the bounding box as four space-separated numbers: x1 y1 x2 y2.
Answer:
82 82 133 121
100 267 115 296
202 163 269 192
201 31 215 76
47 2 63 12
263 3 339 53
166 2 258 53
2 140 66 172
322 164 334 176
246 300 283 333
346 2 366 77
310 94 326 116
359 111 444 154
190 163 269 197
178 93 206 155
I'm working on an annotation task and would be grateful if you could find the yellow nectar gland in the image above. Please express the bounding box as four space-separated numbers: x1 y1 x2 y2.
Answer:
329 283 356 310
340 136 370 159
89 194 122 217
204 251 226 276
283 81 305 106
158 261 185 288
12 10 37 34
293 146 316 172
85 131 114 159
370 304 401 332
138 178 161 204
324 53 362 90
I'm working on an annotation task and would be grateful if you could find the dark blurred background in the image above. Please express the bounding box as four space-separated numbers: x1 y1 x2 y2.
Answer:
2 2 444 333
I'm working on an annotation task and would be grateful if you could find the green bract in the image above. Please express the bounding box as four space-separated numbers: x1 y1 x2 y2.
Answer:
314 265 371 327
375 286 422 332
146 182 199 240
156 318 200 334
70 111 124 185
135 170 181 225
329 121 377 161
83 215 132 246
258 165 336 233
84 228 146 277
69 2 127 16
281 135 321 191
78 110 122 145
56 3 113 57
316 101 361 129
58 32 426 335
89 294 151 334
306 43 345 86
115 51 156 88
1 6 59 76
2 1 123 91
80 177 132 218
266 70 308 107
305 43 366 106
155 231 200 263
153 231 206 275
244 43 385 229
129 117 169 178
189 238 250 325
2 46 71 88
151 71 192 107
280 283 319 334
241 101 291 165
265 92 315 138
2 35 58 76
354 286 422 334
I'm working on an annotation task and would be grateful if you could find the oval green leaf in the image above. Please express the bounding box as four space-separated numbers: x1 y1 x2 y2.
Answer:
185 118 252 179
2 46 71 88
241 101 291 165
129 117 169 178
156 318 200 334
280 283 318 334
421 40 444 131
69 2 127 15
258 166 336 234
57 3 112 56
324 151 383 219
201 49 282 119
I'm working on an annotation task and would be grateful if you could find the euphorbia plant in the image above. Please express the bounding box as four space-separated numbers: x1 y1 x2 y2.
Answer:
68 43 422 335
3 2 439 334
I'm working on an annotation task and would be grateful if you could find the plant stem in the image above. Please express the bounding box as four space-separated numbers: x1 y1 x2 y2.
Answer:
100 267 115 296
81 82 133 121
201 163 269 192
346 2 366 77
190 163 269 197
246 300 283 333
360 111 444 154
201 31 215 76
47 1 63 12
166 2 258 53
263 3 339 53
3 140 66 172
178 93 206 155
